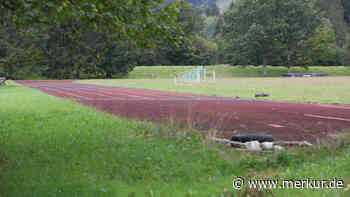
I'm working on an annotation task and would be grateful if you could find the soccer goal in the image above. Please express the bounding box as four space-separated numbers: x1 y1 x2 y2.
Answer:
174 66 216 85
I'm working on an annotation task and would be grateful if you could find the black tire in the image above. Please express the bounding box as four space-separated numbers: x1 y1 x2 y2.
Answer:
255 93 269 97
231 134 275 143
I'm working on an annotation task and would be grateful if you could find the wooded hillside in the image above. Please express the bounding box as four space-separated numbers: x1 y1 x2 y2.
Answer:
0 0 349 79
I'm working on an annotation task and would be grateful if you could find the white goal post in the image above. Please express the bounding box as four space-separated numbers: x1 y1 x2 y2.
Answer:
174 66 216 85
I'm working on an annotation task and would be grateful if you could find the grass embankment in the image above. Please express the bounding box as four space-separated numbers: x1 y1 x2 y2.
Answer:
127 65 350 79
80 77 350 105
1 82 350 196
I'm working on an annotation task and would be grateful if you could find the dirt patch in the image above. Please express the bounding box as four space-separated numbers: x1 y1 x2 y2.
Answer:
17 80 350 142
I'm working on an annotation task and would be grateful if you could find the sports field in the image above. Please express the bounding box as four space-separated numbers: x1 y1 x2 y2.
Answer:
2 1 350 196
18 80 350 142
126 65 350 78
1 79 349 196
80 77 350 104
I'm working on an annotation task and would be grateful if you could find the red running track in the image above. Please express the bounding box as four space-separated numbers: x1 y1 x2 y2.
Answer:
17 80 350 142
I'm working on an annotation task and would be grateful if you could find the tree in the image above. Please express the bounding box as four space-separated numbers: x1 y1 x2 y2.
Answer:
295 18 342 66
0 0 184 47
223 0 321 75
223 0 285 76
177 5 205 36
0 0 189 79
150 4 217 66
96 41 138 78
276 0 321 72
205 4 220 17
39 19 101 79
0 17 42 79
38 18 141 79
316 0 349 47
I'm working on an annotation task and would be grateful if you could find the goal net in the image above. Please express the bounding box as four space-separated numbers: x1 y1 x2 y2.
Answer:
174 66 215 85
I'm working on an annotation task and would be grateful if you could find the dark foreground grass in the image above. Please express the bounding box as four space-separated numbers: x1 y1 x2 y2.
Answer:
1 82 350 196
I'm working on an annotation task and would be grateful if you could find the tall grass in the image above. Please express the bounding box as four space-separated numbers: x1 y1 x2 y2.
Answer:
0 82 239 196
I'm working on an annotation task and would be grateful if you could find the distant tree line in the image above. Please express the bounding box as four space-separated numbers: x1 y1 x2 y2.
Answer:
0 0 349 79
217 0 350 76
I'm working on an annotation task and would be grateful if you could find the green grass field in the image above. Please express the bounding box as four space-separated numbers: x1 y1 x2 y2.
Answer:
1 81 350 196
126 65 350 79
80 77 350 105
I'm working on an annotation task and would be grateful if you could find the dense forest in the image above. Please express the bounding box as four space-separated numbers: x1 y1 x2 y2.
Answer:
0 0 350 79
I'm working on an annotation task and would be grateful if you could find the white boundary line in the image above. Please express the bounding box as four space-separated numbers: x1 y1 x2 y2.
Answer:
37 86 227 101
38 86 242 101
60 87 117 99
304 114 350 122
77 86 171 100
40 87 88 100
74 98 242 101
83 86 210 100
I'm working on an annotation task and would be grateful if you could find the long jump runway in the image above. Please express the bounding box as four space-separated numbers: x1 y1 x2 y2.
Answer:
17 80 350 142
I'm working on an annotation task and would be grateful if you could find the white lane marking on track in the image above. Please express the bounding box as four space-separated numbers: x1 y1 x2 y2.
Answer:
80 88 157 100
63 86 237 101
304 114 350 122
77 86 191 100
84 86 212 100
268 124 285 128
315 104 350 110
73 98 237 101
88 87 183 99
61 87 116 99
76 87 156 100
40 87 88 99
